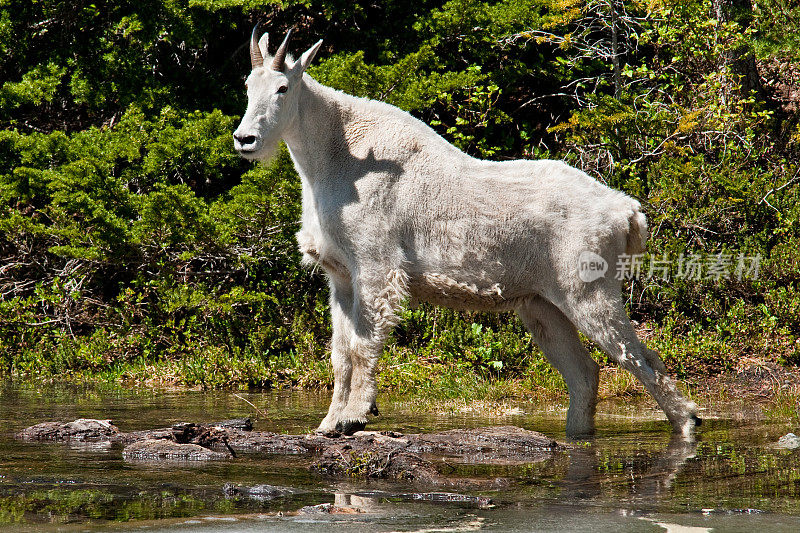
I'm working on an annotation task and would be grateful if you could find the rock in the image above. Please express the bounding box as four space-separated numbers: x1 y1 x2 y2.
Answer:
309 426 562 485
114 427 175 444
405 426 560 459
222 483 295 501
777 432 800 449
404 492 494 508
16 419 119 442
297 503 362 515
220 430 314 454
17 418 564 485
214 418 253 431
312 444 442 484
122 439 233 461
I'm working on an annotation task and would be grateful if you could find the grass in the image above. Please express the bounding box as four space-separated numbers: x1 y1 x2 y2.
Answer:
2 313 799 426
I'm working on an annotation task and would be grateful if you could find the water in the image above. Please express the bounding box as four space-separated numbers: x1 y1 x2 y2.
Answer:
0 382 798 531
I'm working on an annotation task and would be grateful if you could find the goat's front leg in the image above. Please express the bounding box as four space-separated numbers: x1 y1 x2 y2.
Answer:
316 283 356 435
334 329 383 435
326 269 407 435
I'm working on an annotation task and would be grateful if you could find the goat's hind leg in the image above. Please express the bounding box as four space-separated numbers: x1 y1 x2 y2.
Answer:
567 292 699 437
518 297 600 438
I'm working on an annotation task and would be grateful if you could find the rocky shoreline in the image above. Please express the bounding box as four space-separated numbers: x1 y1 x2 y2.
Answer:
17 418 565 486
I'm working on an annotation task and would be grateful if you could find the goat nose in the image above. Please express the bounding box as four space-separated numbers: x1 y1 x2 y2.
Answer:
233 133 258 147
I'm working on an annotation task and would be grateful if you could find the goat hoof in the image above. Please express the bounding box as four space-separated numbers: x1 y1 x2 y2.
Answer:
370 403 380 416
336 420 366 435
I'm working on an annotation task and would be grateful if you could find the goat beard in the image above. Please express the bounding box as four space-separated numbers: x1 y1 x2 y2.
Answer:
249 128 283 163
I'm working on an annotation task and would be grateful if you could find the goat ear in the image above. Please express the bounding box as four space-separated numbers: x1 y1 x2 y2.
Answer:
258 33 269 59
291 39 323 77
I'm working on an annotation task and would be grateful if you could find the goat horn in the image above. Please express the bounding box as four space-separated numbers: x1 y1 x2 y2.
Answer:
271 26 294 71
250 23 263 69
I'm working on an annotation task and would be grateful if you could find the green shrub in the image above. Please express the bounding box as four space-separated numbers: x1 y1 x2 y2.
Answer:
0 0 798 392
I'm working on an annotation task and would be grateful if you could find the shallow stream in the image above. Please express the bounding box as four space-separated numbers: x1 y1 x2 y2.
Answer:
0 383 798 531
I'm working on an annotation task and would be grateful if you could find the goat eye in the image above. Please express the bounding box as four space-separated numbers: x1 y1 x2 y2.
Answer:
277 85 288 94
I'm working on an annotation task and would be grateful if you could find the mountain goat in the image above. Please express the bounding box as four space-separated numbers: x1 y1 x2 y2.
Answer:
233 27 700 438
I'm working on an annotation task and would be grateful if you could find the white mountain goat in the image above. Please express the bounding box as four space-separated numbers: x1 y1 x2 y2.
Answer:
233 27 700 438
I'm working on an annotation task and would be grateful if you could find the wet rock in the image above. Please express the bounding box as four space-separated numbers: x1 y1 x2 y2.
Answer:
222 483 295 501
113 427 174 444
17 418 564 485
169 423 238 456
406 426 560 459
123 439 233 461
215 418 253 431
312 444 442 484
221 430 315 455
309 426 562 485
16 419 119 442
777 432 800 449
403 492 494 508
114 422 244 458
297 503 363 514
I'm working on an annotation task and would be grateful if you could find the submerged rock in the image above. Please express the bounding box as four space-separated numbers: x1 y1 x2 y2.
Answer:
297 503 363 515
122 439 233 461
16 419 119 442
222 483 296 501
777 432 800 449
404 492 494 508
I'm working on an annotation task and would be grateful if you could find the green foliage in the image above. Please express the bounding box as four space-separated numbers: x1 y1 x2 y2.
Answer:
753 0 800 62
0 62 66 111
0 0 798 393
545 0 800 374
311 46 483 113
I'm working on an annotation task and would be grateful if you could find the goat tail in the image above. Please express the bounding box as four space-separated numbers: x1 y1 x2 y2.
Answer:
626 202 648 255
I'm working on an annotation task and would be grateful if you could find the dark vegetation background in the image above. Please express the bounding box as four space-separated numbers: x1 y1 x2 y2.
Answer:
0 0 798 392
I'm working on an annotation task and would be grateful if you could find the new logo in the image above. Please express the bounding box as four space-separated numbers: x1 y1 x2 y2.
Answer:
578 251 608 282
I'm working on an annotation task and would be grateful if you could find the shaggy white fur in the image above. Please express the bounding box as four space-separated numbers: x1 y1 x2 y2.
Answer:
233 29 699 438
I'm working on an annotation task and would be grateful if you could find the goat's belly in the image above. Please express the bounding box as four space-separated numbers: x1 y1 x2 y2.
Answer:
408 272 521 312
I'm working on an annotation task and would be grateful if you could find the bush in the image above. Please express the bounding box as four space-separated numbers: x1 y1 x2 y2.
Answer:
0 0 798 389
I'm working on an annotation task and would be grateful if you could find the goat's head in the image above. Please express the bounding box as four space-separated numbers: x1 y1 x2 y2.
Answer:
233 25 322 160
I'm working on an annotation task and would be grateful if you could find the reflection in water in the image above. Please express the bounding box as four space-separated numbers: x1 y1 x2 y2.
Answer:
556 435 698 515
0 384 799 531
334 493 378 512
639 516 712 533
